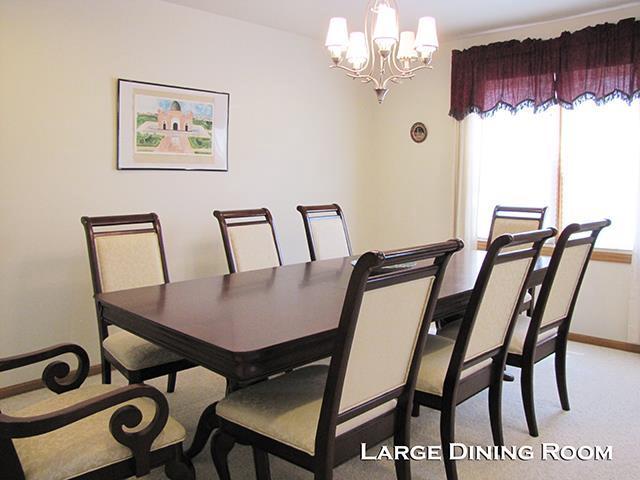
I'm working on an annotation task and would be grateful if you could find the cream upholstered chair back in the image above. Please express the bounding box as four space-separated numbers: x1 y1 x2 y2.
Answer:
214 208 282 273
81 213 169 295
318 240 463 442
488 206 547 252
297 204 352 261
535 220 611 330
338 275 434 413
464 256 533 361
458 229 555 364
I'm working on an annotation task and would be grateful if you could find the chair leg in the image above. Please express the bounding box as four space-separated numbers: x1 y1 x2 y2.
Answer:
211 430 236 480
101 358 111 384
440 402 458 480
165 447 196 480
520 363 539 437
253 446 272 480
167 372 177 393
411 401 420 418
489 376 505 446
314 467 333 480
555 347 571 411
394 421 411 480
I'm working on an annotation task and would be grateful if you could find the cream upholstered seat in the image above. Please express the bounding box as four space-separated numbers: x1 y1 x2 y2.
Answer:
217 365 395 455
11 384 186 480
508 315 558 355
416 335 492 396
103 330 183 370
211 242 462 480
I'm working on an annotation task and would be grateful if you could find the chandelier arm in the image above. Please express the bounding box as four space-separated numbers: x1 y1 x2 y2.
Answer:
331 64 379 87
381 63 433 88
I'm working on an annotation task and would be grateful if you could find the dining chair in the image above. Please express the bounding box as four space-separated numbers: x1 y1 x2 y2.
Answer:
213 208 282 273
210 239 464 480
506 220 611 437
81 213 193 393
297 204 352 261
413 228 556 480
488 205 548 313
0 343 194 480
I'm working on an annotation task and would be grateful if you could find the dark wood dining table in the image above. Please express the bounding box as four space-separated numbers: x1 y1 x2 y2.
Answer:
96 249 549 458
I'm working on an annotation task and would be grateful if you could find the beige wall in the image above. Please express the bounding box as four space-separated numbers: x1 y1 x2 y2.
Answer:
364 4 640 344
1 1 638 387
0 0 374 386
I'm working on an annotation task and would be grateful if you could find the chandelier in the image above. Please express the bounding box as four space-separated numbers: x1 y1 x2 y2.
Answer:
325 0 438 104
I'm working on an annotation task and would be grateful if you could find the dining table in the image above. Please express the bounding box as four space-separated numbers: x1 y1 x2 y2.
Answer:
96 249 550 459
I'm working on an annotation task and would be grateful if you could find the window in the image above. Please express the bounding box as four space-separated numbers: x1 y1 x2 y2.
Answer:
474 99 640 253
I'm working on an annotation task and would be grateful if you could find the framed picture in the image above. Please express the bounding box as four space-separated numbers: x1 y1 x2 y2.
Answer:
117 79 229 171
410 122 428 143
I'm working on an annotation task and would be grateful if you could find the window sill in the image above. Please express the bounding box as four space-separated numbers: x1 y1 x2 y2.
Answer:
475 240 632 264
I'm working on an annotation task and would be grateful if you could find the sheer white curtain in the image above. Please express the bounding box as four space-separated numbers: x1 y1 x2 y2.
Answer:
453 114 481 248
629 154 640 344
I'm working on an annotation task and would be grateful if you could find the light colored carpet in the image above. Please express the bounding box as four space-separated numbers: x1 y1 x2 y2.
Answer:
2 342 638 479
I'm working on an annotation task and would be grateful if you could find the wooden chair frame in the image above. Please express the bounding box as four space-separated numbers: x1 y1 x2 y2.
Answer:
296 204 353 261
81 213 194 393
0 343 194 480
488 205 548 316
506 219 611 437
211 239 464 480
213 208 283 274
413 228 556 480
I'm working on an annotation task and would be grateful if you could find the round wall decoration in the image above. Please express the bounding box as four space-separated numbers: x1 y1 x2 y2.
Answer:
410 122 428 143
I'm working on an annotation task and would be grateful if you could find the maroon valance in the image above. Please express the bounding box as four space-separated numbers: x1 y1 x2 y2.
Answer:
449 18 640 121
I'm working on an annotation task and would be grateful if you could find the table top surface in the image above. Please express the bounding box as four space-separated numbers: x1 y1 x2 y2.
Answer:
97 250 549 355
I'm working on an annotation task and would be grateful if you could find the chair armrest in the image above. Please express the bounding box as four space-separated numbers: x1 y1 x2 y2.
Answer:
0 344 90 394
0 384 169 477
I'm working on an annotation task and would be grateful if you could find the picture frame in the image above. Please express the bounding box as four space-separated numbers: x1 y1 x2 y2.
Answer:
410 122 428 143
117 79 229 171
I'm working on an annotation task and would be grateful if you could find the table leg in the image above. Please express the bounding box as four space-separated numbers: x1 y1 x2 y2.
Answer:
185 401 219 459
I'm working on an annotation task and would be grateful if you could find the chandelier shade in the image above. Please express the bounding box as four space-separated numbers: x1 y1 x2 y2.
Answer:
325 17 349 59
325 0 438 103
346 32 369 70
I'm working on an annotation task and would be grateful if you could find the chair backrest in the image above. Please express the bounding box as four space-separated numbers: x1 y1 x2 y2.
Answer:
213 208 282 273
316 239 464 454
487 206 548 250
81 213 169 295
523 220 611 351
448 228 556 380
297 204 352 261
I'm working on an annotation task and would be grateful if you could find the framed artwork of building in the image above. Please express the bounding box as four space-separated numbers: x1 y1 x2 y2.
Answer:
117 79 229 171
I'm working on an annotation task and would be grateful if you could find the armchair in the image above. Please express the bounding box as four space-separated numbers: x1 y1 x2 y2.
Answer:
0 343 194 480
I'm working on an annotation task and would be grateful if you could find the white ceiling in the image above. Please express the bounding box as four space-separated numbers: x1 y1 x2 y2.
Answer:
162 0 637 40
